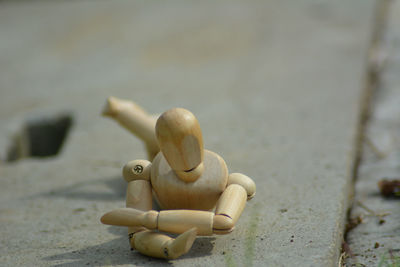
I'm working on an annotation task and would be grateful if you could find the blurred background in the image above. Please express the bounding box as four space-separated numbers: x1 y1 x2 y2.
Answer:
0 0 372 164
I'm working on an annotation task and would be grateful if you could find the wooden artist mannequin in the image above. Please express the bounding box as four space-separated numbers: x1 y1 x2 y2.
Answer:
101 97 256 259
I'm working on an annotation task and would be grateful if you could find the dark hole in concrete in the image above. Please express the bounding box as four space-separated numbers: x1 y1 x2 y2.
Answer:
6 114 73 162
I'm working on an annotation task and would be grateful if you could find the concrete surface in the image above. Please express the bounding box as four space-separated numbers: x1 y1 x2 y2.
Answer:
345 1 400 266
0 1 375 266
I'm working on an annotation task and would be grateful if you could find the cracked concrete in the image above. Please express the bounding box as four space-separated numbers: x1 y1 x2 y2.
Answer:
345 1 400 266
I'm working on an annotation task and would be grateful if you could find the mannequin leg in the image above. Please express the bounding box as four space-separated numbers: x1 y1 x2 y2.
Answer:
131 228 197 259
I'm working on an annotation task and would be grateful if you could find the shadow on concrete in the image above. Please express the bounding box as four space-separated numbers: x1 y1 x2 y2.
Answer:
36 176 215 265
180 236 216 259
43 226 215 266
32 176 126 202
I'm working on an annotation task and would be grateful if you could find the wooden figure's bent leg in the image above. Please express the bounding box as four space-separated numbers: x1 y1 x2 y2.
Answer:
227 173 256 200
102 97 159 160
102 208 199 259
131 228 197 259
123 160 153 240
126 180 153 242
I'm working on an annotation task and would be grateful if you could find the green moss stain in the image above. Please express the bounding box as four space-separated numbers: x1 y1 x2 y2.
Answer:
243 203 260 267
224 250 236 267
224 203 261 267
